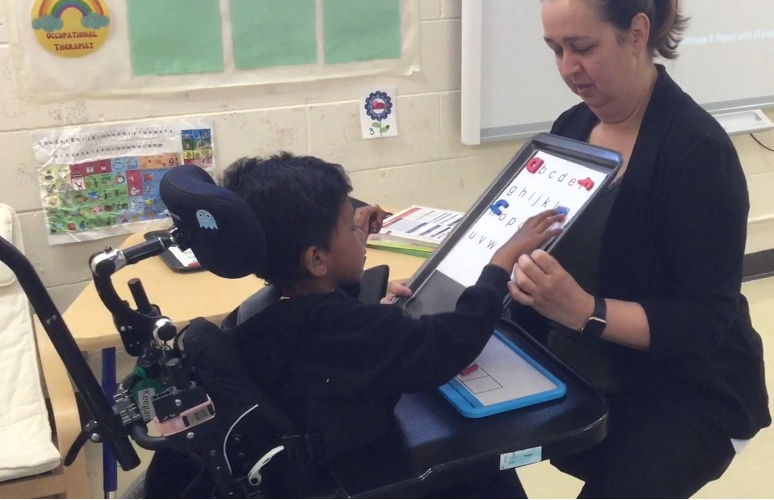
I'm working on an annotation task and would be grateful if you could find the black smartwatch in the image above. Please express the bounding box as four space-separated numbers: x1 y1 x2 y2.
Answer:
581 297 607 338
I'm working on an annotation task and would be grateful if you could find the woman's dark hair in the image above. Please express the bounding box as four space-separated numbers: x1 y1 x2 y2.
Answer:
221 152 352 287
592 0 688 59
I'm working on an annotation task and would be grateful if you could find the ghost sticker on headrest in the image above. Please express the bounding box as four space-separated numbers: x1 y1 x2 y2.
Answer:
196 209 218 230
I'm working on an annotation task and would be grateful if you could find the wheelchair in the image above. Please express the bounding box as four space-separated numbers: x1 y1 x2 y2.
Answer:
0 165 388 498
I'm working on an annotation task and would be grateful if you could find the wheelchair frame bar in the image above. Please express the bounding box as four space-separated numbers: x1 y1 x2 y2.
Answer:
0 236 141 471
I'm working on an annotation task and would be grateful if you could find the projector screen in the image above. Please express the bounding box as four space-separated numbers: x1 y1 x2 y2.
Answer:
665 0 774 111
462 0 774 144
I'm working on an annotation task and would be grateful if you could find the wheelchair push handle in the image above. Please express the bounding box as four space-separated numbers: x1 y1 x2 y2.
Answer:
90 235 178 356
128 278 154 314
121 236 174 268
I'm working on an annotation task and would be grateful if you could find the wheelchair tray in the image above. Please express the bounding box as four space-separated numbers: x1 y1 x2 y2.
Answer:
325 319 608 498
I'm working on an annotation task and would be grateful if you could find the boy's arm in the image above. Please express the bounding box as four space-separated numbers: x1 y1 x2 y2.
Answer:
357 265 510 395
326 209 563 396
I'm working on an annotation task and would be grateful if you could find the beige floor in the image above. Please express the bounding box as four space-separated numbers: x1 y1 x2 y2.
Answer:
85 277 774 498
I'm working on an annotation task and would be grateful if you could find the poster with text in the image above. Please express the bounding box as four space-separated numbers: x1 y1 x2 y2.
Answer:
33 118 215 245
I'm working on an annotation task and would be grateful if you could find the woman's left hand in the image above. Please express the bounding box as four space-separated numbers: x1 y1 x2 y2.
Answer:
508 250 594 331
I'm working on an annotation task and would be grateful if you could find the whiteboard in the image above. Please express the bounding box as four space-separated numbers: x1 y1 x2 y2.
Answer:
461 0 774 145
452 335 558 407
436 150 606 287
399 134 621 319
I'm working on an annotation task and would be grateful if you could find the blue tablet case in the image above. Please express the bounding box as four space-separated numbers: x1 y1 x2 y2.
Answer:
439 330 566 418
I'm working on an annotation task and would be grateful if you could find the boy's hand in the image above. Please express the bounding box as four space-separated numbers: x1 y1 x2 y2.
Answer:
355 205 389 236
381 279 413 304
490 210 565 272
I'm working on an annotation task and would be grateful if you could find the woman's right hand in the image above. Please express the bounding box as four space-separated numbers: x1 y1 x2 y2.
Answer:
490 209 565 272
381 279 413 304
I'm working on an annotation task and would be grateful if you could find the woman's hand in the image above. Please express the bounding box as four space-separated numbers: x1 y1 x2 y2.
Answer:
508 250 594 331
381 279 413 304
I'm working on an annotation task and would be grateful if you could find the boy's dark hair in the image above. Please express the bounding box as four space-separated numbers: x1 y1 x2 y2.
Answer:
221 152 352 287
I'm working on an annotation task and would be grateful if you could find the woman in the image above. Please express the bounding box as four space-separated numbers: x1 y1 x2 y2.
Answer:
504 0 771 497
387 0 769 497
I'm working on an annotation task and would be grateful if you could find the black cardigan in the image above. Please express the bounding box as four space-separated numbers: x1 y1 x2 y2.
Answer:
537 65 770 439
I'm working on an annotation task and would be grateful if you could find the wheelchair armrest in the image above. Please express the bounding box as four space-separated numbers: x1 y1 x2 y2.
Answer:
358 265 390 306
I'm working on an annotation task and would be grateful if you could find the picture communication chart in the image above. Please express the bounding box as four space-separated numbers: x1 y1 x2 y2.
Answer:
33 118 214 245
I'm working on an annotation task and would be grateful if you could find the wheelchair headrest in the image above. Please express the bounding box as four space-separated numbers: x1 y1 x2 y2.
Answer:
160 165 266 279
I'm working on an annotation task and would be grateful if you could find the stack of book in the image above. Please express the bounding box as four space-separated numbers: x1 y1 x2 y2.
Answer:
367 206 463 257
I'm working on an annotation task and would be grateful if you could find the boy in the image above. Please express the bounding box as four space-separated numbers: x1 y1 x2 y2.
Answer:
220 152 563 491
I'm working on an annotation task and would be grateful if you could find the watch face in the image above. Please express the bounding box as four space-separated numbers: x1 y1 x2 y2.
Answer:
584 318 606 338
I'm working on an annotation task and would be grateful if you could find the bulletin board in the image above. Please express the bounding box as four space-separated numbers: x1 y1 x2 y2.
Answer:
396 134 623 318
4 0 420 98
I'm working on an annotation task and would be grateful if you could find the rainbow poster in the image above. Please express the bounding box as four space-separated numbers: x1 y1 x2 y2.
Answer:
31 0 111 58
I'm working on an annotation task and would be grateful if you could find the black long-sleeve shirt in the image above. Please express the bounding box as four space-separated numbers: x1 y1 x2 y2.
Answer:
226 265 509 459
